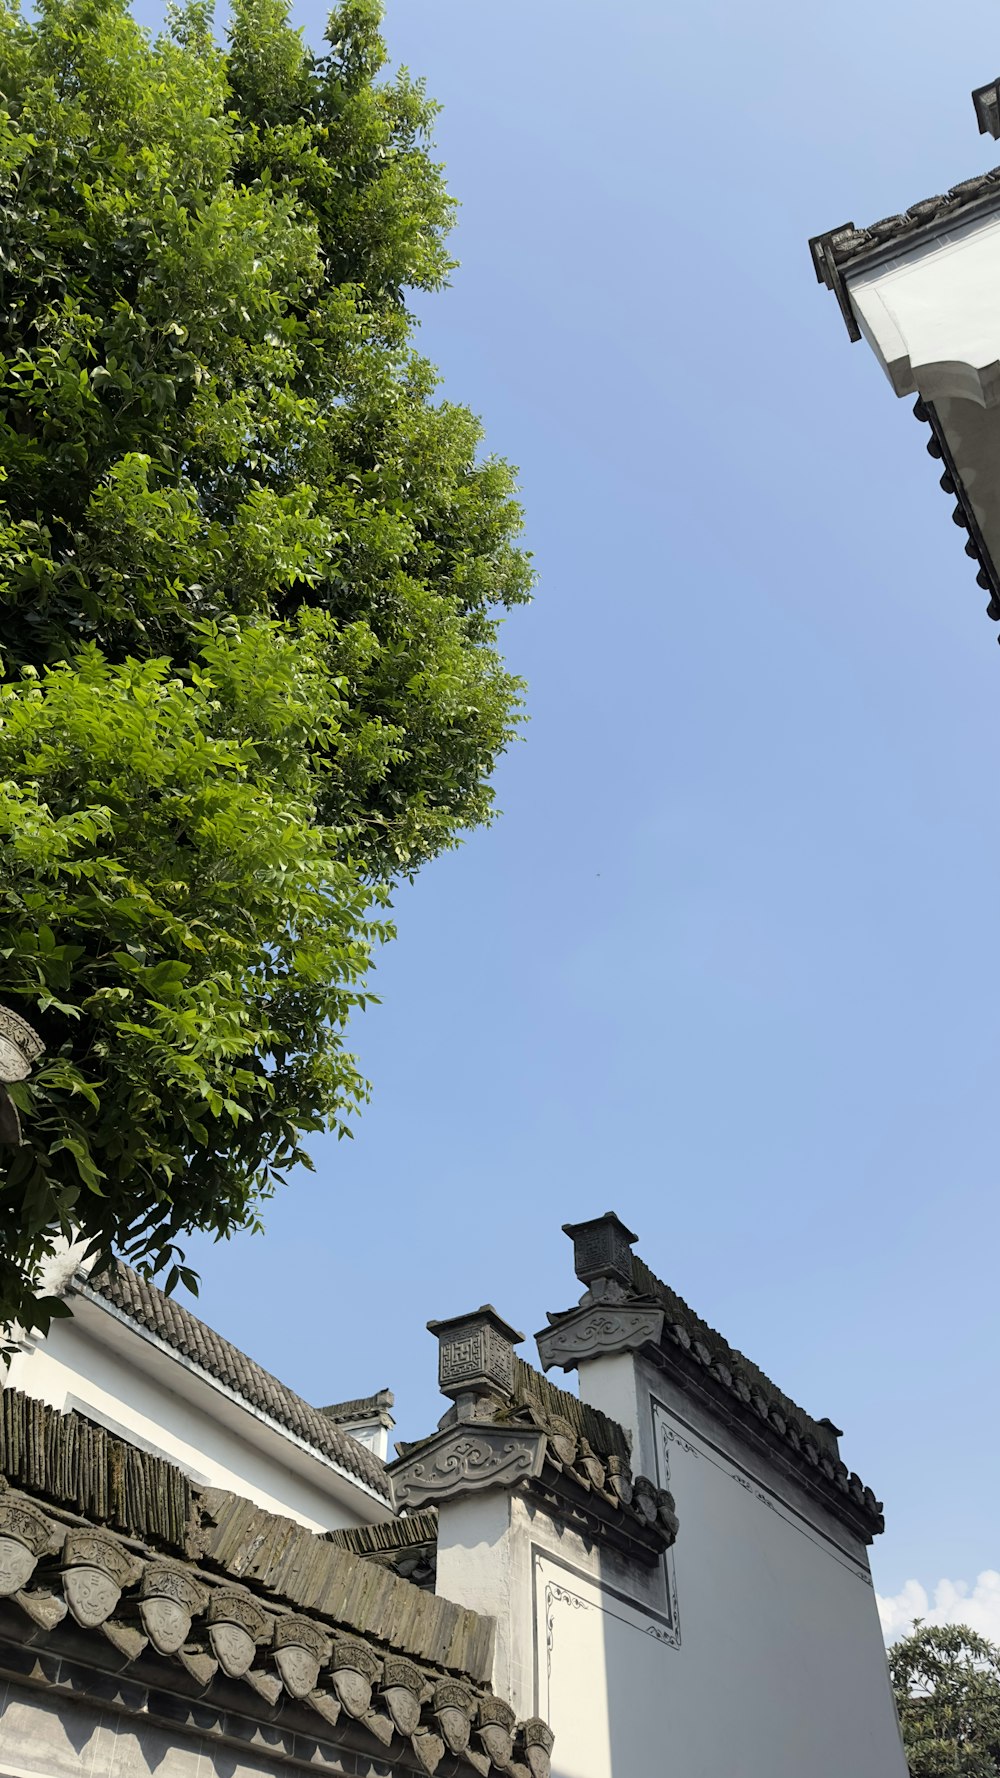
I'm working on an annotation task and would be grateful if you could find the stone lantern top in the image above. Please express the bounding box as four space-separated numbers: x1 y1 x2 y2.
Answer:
562 1212 638 1292
425 1305 525 1414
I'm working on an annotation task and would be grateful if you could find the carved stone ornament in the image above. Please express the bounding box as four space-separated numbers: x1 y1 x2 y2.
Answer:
206 1587 270 1678
576 1438 606 1492
426 1306 525 1407
477 1695 516 1769
535 1302 665 1374
433 1679 475 1754
523 1717 555 1778
538 1412 577 1471
306 1688 342 1732
631 1475 658 1526
103 1619 148 1662
208 1622 256 1678
0 1006 44 1145
0 1498 55 1595
331 1634 379 1719
177 1646 219 1689
656 1487 679 1542
61 1528 141 1629
391 1424 547 1511
410 1728 446 1775
382 1654 424 1736
271 1614 330 1699
139 1562 208 1656
1 1546 41 1596
0 1005 44 1083
605 1453 633 1507
562 1212 638 1290
15 1587 67 1632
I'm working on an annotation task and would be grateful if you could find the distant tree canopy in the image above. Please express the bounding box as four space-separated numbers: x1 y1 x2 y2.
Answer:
891 1623 1000 1776
0 0 532 1332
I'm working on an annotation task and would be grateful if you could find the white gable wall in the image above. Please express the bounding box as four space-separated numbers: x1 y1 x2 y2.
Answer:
574 1350 908 1778
838 202 1000 600
434 1344 907 1778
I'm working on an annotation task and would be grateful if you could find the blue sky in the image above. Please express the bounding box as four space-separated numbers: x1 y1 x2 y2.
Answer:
176 0 1000 1621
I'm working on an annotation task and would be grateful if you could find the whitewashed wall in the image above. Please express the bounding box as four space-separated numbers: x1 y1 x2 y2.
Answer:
6 1295 388 1532
846 210 1000 405
437 1350 907 1778
573 1351 908 1778
841 206 1000 585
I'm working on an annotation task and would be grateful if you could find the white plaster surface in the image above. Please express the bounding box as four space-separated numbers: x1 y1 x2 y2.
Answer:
0 1679 366 1778
0 1685 207 1778
6 1297 386 1532
571 1354 909 1778
434 1492 510 1696
847 209 1000 404
433 1347 908 1776
840 207 1000 602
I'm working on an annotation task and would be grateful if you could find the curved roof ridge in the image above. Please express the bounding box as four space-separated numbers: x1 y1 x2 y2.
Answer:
85 1258 391 1502
510 1353 631 1462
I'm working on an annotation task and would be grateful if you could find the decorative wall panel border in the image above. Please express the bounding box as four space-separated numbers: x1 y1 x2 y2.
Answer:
650 1398 873 1588
531 1543 680 1726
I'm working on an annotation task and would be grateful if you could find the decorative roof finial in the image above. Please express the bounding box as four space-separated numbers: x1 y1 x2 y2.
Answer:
562 1212 638 1294
425 1305 524 1420
972 79 1000 139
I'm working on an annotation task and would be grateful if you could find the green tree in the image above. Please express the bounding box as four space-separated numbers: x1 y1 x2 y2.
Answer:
0 0 532 1331
890 1623 1000 1776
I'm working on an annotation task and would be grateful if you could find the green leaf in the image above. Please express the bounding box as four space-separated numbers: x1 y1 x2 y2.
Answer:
0 0 532 1337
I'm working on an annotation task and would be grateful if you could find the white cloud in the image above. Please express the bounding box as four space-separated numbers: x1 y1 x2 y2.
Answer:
877 1571 1000 1645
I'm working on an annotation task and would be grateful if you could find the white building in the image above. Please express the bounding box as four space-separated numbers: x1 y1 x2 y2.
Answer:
812 79 1000 632
5 1247 395 1530
0 1213 906 1778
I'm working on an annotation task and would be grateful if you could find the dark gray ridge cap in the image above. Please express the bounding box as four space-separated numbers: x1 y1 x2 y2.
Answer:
321 1389 395 1427
0 1403 558 1769
625 1254 884 1541
388 1354 674 1562
392 1355 632 1469
84 1259 391 1502
804 167 996 295
327 1509 439 1559
1 1382 193 1551
426 1304 526 1345
973 79 1000 140
193 1488 494 1675
911 395 1000 629
0 1387 492 1680
327 1511 439 1592
510 1354 631 1464
562 1211 638 1244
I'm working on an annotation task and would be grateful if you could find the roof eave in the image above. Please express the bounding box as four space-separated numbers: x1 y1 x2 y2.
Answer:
75 1281 394 1514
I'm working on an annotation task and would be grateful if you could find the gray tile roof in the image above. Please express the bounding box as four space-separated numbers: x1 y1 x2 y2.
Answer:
810 163 1000 288
328 1509 439 1589
389 1346 674 1566
86 1259 391 1502
629 1254 884 1538
0 1389 558 1773
321 1389 395 1427
911 395 1000 621
810 162 1000 627
509 1354 631 1464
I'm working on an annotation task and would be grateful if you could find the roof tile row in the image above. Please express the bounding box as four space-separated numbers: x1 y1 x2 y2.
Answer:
86 1260 391 1501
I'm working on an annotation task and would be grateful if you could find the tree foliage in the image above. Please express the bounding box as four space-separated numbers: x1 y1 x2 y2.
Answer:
0 0 532 1329
891 1623 1000 1776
